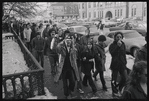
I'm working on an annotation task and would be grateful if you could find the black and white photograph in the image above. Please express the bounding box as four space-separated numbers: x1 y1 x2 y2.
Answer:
2 2 147 99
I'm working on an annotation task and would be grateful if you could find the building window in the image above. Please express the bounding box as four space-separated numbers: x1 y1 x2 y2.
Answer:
100 3 103 7
83 12 85 18
89 12 91 18
118 9 119 17
98 11 99 17
102 11 103 18
120 9 122 16
82 3 84 9
132 4 137 17
131 8 133 16
115 10 117 17
88 2 91 8
134 8 136 16
94 2 96 7
144 3 147 16
97 2 99 7
94 11 96 18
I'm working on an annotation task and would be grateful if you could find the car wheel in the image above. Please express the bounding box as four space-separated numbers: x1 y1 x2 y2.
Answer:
132 47 139 57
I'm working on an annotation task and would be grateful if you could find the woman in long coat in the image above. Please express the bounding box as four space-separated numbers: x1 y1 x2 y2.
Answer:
109 32 127 97
81 42 97 94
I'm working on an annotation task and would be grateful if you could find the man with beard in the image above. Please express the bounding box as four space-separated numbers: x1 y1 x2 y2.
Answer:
54 33 80 99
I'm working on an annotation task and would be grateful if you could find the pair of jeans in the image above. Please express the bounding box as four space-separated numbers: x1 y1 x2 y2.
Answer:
82 74 97 92
62 69 76 97
93 70 106 86
33 50 44 67
111 68 127 93
48 54 58 74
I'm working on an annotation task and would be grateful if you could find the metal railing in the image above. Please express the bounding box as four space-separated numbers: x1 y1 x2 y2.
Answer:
2 29 45 99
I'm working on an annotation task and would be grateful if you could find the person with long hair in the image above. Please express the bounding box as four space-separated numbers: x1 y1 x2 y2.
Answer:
81 41 97 94
93 35 108 91
43 28 59 76
121 61 147 99
109 32 127 97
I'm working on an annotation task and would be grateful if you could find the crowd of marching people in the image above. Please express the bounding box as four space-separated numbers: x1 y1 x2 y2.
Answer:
3 20 147 99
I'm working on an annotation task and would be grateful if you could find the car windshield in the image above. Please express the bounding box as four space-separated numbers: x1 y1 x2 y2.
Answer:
123 31 142 38
118 23 125 27
75 27 87 32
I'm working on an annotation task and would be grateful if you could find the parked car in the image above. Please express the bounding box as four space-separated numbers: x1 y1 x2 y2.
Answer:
105 30 146 56
109 22 147 36
104 20 119 28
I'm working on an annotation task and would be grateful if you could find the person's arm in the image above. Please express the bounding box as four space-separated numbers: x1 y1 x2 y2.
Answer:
23 29 27 40
109 42 119 57
121 90 132 99
31 38 35 49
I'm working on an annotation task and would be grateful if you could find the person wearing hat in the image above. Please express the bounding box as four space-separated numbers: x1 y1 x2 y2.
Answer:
54 32 80 99
109 32 127 97
44 28 59 75
134 33 147 62
93 35 108 91
31 31 45 67
81 41 97 95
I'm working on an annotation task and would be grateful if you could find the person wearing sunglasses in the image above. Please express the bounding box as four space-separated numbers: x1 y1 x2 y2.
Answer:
109 32 127 97
121 61 147 99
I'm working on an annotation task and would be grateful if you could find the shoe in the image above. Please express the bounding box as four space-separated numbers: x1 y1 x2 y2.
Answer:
102 85 108 91
65 96 71 99
93 89 97 94
78 88 84 94
93 76 97 81
82 83 88 87
112 92 121 97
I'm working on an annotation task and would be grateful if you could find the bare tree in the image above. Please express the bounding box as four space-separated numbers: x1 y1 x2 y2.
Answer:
3 2 40 22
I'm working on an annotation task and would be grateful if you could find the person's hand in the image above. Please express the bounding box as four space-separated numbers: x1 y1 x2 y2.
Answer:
92 69 94 73
89 59 94 62
83 57 86 61
45 37 48 40
117 40 122 47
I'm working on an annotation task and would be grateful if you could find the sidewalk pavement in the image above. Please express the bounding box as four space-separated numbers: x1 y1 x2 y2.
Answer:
43 56 119 99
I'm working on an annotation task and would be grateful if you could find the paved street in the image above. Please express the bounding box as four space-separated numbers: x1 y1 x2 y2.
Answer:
43 55 114 99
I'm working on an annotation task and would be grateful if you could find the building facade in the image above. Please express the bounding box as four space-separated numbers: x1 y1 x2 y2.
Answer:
78 2 147 21
50 2 79 20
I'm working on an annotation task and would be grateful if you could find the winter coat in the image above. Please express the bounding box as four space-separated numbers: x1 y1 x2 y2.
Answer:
80 35 91 46
42 28 50 38
31 37 45 52
43 37 59 56
81 46 95 75
54 40 80 82
109 41 127 71
121 84 147 99
94 43 106 72
134 44 147 63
